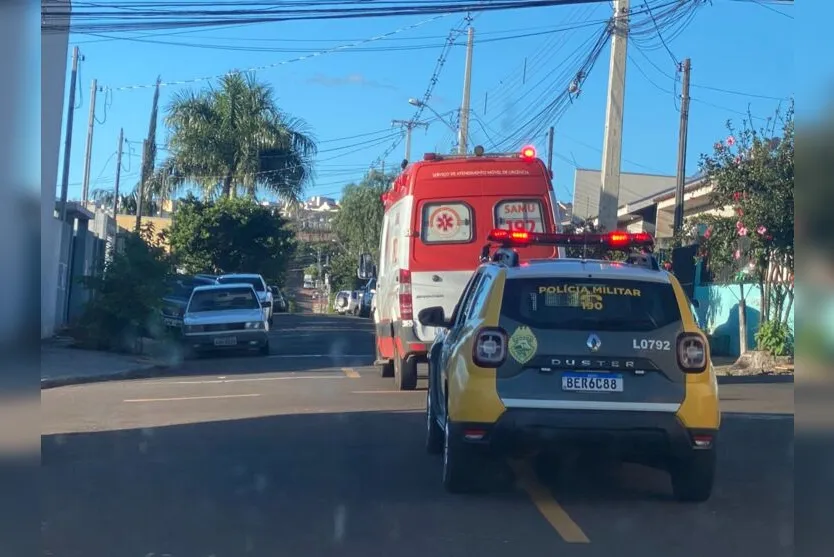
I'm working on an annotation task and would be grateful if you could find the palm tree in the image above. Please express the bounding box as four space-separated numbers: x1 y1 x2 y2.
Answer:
163 72 317 202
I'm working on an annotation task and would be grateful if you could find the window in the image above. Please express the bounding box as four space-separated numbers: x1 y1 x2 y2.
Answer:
421 202 473 244
494 200 545 233
188 288 261 313
501 278 682 332
450 271 483 326
467 274 493 319
217 276 265 292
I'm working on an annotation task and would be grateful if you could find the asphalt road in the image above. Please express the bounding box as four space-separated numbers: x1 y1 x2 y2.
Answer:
42 313 794 557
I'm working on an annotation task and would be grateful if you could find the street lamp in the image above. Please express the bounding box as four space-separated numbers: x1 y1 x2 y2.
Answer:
408 98 458 135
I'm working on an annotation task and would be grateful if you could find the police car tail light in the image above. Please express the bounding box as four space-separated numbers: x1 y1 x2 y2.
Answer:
487 229 654 250
677 332 708 373
472 327 508 368
398 269 413 321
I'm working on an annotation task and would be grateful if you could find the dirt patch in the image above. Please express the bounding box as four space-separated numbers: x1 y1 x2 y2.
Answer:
715 350 794 376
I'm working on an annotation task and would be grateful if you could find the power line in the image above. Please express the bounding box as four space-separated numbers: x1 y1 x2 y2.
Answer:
102 13 451 91
44 1 615 34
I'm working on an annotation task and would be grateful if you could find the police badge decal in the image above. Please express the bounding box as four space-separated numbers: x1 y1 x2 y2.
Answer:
508 326 538 364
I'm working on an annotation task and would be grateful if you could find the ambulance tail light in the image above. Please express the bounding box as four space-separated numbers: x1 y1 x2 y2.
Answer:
677 332 708 373
398 269 413 321
472 327 508 368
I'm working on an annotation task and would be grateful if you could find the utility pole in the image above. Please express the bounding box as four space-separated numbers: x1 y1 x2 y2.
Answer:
113 128 124 217
135 139 147 232
136 77 161 232
458 26 475 155
392 119 429 163
597 0 629 232
547 126 555 173
673 58 692 238
59 46 81 222
81 78 97 205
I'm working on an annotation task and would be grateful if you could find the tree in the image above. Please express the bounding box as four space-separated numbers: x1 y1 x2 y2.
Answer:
684 102 794 356
327 250 362 293
560 220 628 260
332 169 396 260
167 195 297 283
163 72 317 202
75 225 172 351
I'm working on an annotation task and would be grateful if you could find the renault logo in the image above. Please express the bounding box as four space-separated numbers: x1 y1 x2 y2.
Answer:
586 334 602 352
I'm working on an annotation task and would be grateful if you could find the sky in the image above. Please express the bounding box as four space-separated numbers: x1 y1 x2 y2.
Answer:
56 0 796 207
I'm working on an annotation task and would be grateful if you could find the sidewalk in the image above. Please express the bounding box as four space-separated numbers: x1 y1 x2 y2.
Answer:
41 337 171 389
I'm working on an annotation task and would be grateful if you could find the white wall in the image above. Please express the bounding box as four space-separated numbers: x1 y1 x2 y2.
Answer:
41 0 71 338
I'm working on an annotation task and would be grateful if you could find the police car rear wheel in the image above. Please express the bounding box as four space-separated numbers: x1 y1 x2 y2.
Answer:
425 387 443 455
442 417 481 493
670 449 716 503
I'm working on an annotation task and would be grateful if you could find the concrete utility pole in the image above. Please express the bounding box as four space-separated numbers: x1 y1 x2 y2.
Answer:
458 26 475 155
392 119 429 163
597 0 629 232
673 58 692 237
547 126 555 173
135 139 147 232
81 78 98 205
59 46 80 222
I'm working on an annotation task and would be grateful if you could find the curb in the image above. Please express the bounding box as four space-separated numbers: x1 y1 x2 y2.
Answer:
717 374 794 385
40 363 171 390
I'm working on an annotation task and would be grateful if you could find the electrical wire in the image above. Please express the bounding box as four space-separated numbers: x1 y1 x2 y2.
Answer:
102 13 451 91
43 0 614 34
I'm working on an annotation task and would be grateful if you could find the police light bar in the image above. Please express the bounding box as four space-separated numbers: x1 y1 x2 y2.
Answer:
487 229 655 249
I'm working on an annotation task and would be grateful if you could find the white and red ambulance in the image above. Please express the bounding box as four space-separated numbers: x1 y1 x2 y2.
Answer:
358 145 564 390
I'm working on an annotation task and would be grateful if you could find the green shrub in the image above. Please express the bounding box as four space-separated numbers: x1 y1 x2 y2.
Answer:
755 320 794 357
73 228 172 352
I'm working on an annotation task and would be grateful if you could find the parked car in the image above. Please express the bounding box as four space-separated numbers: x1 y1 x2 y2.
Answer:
161 275 217 331
216 273 274 324
271 286 288 312
181 283 270 357
333 290 360 315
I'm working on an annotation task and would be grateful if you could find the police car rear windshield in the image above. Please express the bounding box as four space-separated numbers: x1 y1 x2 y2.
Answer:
501 278 681 332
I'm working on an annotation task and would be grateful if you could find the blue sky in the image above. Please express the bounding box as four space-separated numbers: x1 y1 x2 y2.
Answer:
58 0 795 206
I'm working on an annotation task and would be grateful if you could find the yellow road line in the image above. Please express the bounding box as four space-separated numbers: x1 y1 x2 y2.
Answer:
124 394 260 403
510 460 590 544
342 368 361 379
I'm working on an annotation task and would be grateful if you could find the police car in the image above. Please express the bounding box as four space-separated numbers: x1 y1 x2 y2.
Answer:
417 229 719 502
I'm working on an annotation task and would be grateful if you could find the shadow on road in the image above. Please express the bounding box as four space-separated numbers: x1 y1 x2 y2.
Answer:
42 409 794 556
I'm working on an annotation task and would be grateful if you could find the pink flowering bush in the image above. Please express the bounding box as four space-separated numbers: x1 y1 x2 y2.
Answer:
682 101 794 355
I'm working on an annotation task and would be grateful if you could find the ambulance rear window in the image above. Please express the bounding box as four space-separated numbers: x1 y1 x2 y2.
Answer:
501 278 681 332
494 199 545 233
421 202 473 244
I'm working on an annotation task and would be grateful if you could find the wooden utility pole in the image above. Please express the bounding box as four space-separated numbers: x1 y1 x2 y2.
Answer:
113 128 124 217
673 58 692 237
59 46 80 222
135 139 147 232
136 77 161 232
597 0 629 232
458 26 475 154
81 78 97 204
392 119 429 163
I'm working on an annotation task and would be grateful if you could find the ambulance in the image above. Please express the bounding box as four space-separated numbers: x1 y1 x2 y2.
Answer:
357 145 564 390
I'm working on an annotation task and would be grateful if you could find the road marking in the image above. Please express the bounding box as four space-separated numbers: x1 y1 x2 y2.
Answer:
342 368 361 379
266 354 374 359
124 394 261 403
352 390 423 394
510 460 590 544
169 375 345 385
723 412 794 421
